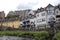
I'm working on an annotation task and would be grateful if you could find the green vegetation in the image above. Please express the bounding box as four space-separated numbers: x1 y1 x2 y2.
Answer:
1 31 60 40
53 32 60 40
6 11 19 18
0 31 49 40
7 12 15 18
0 31 25 36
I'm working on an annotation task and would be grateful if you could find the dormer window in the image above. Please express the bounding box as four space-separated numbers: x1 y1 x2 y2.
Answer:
29 14 32 17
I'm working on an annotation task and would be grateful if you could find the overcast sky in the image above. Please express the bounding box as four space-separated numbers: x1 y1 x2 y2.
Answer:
0 0 60 16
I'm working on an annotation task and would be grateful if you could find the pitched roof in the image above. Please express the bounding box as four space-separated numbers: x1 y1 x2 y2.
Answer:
46 4 54 8
36 7 44 13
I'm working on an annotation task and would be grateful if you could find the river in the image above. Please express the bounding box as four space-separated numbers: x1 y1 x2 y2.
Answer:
0 36 35 40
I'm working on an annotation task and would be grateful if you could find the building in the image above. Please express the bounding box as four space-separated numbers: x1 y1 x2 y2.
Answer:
35 9 47 29
14 9 32 21
0 11 5 19
7 9 32 21
19 4 60 30
34 4 60 29
20 10 36 30
55 4 60 26
0 17 20 29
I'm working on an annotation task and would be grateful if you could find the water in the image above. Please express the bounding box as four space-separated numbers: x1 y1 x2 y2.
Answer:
0 36 35 40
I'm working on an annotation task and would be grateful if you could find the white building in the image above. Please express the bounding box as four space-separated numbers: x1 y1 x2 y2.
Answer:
20 4 60 30
55 4 60 26
35 10 47 29
34 4 60 29
19 10 36 30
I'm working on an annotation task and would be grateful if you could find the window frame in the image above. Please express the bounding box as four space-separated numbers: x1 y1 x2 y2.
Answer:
48 10 54 15
42 13 45 16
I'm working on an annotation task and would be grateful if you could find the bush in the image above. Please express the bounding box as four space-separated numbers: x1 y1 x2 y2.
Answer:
53 32 60 40
17 31 25 37
33 31 49 40
0 31 49 40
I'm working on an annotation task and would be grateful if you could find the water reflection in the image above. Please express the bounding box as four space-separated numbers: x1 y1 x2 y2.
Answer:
0 36 35 40
22 37 35 40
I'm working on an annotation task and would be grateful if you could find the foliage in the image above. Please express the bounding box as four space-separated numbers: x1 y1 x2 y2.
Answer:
0 31 49 40
33 31 49 40
7 12 14 18
6 11 19 18
57 25 60 30
53 32 60 40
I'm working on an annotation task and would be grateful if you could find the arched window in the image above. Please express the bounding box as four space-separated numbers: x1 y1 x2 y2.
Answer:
49 16 55 21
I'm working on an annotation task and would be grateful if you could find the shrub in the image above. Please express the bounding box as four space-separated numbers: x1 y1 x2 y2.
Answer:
33 31 49 40
53 32 60 40
0 31 49 40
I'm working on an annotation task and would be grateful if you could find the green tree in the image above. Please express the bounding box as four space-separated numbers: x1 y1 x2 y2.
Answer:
6 11 18 18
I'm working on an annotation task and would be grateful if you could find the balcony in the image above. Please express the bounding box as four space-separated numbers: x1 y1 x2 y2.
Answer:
56 18 60 25
56 15 60 23
56 15 60 18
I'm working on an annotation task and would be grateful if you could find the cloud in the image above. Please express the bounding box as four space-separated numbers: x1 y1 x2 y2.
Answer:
17 3 38 10
0 0 60 16
17 0 38 10
17 0 60 10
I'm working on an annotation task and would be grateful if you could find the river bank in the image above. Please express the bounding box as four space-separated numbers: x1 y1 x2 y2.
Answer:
0 31 49 40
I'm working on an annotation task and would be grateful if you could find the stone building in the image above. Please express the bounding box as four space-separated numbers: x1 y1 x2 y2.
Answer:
14 9 31 21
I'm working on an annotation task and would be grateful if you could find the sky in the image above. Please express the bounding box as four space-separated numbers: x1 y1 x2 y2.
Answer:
0 0 60 16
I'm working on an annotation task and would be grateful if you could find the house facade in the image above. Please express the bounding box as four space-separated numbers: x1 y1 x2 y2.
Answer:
0 18 20 29
34 4 60 29
20 10 36 30
35 10 47 29
55 4 60 26
19 4 60 30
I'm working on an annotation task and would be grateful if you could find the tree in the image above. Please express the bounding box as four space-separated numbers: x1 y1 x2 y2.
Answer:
6 11 19 18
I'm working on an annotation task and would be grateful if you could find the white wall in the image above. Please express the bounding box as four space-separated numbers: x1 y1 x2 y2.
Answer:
46 7 56 22
35 11 47 27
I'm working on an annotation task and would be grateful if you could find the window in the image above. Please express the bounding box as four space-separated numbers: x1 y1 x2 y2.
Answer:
42 18 45 21
56 11 58 13
37 14 39 17
49 16 55 21
42 13 45 16
37 19 41 23
48 10 54 15
29 14 32 16
29 14 32 17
